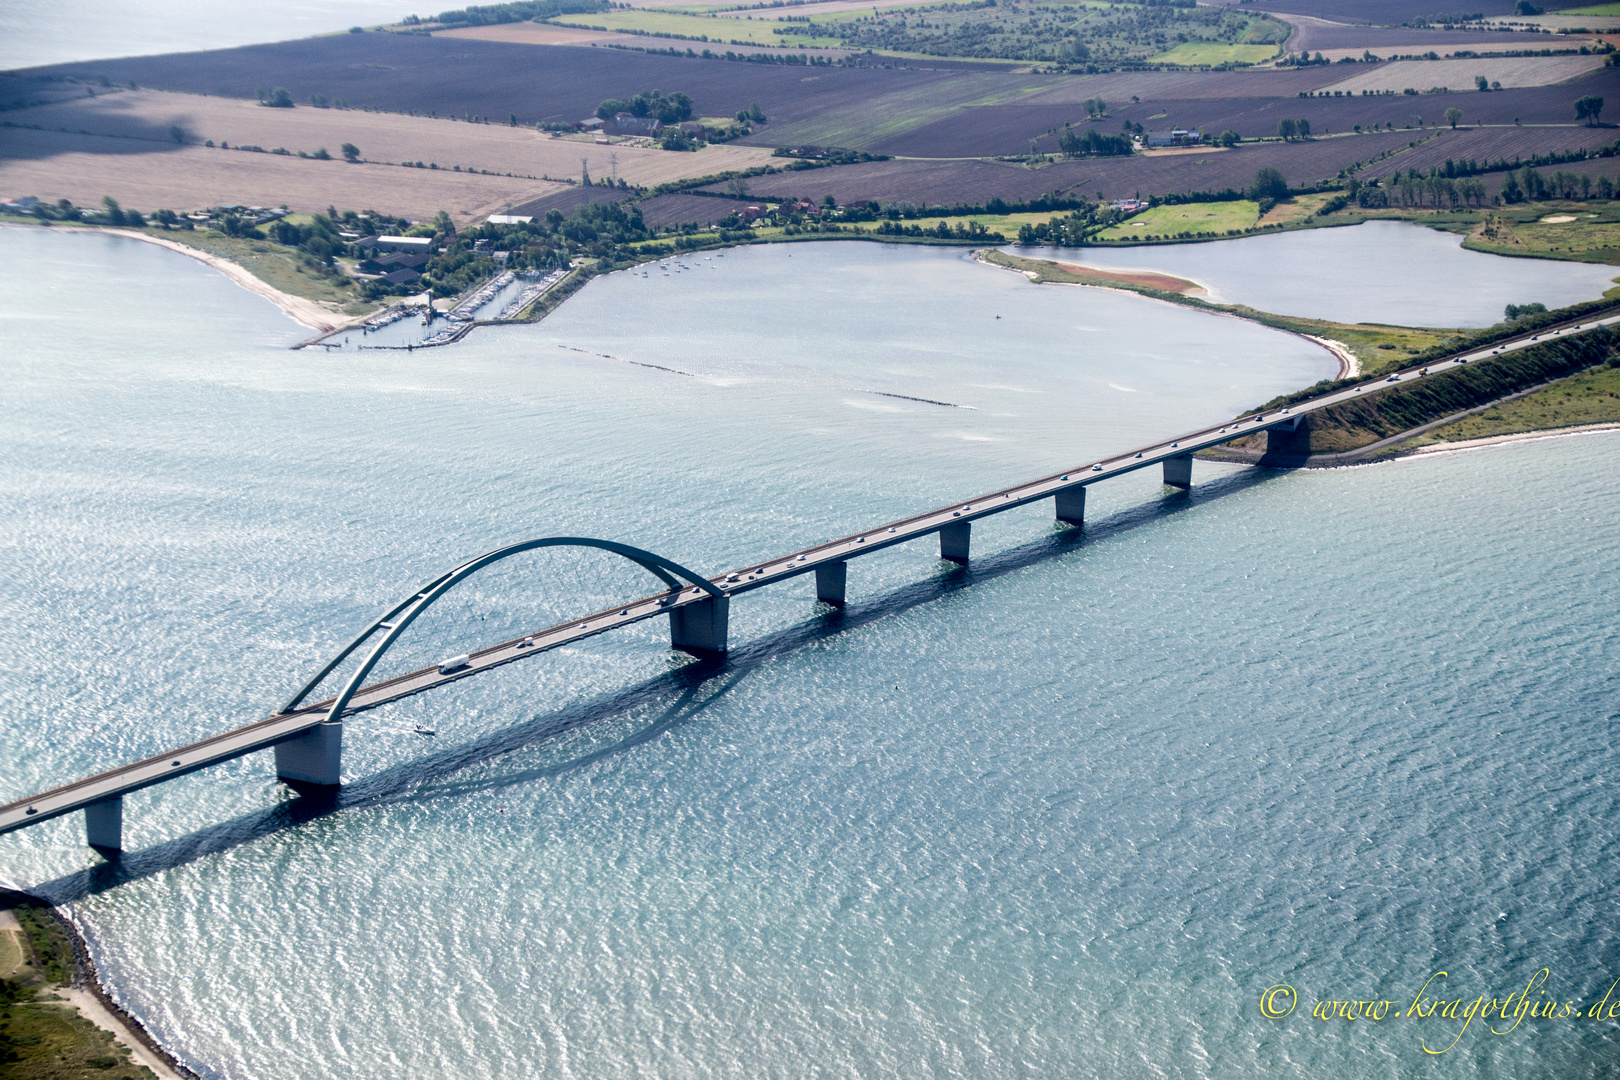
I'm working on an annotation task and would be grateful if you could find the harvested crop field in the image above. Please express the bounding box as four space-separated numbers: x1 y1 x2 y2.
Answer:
1272 13 1560 54
18 35 988 133
505 185 636 218
707 130 1419 203
1324 55 1609 93
0 88 776 188
0 128 557 223
550 10 844 49
436 23 691 51
1359 123 1619 176
636 192 741 226
863 69 1617 157
1014 68 1344 103
1250 0 1545 24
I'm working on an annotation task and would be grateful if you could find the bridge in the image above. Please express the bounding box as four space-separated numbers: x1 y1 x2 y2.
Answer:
2 312 1611 854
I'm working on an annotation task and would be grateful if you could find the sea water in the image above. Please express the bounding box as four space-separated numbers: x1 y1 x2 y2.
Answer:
3 229 1619 1079
0 0 407 70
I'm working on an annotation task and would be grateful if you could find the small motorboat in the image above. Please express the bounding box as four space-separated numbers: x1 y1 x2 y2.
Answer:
413 724 436 737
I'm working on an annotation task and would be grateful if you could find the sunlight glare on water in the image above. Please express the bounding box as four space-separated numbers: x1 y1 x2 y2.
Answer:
2 230 1618 1079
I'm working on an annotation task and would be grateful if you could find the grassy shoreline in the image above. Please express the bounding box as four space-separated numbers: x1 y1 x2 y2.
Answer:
2 892 190 1080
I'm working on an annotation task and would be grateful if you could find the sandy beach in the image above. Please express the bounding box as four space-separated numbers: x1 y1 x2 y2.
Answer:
100 227 360 333
1405 422 1620 457
1 220 358 332
1301 334 1360 380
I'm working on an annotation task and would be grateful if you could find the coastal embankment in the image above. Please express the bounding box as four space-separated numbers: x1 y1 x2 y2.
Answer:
1204 329 1620 466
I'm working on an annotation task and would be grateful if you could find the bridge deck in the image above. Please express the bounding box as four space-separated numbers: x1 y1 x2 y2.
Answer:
3 311 1612 837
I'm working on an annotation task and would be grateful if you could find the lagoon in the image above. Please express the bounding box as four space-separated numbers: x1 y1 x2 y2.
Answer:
3 229 1619 1080
1016 219 1619 327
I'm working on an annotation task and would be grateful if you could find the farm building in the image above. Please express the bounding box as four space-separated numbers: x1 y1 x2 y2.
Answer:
360 235 435 252
358 251 431 274
606 113 662 137
1145 129 1203 147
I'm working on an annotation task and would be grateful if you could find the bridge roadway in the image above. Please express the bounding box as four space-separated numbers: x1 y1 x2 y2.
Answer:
2 311 1614 848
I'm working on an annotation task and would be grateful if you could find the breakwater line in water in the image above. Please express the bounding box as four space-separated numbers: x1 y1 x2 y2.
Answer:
6 304 1600 854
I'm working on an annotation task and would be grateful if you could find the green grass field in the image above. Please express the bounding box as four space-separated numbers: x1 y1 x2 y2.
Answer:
1 929 25 978
1096 201 1260 239
1150 42 1281 66
550 10 844 47
1561 2 1620 14
1410 362 1620 444
1463 204 1620 267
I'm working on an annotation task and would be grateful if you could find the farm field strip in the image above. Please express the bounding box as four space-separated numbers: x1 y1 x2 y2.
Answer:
1096 199 1262 237
1323 55 1610 93
18 35 975 132
0 89 780 195
1150 43 1284 66
1363 123 1620 178
714 128 1425 204
1273 13 1563 54
548 9 845 47
435 23 718 50
0 128 561 224
736 73 1050 147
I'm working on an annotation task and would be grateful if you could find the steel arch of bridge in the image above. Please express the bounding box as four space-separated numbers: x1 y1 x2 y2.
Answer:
280 537 725 726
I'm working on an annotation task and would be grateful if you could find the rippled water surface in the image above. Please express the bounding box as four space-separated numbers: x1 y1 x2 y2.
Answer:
1017 219 1620 327
3 229 1619 1079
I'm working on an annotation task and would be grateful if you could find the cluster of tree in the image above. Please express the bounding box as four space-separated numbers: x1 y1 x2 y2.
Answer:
771 146 885 165
1012 201 1139 246
1576 95 1605 125
603 43 835 66
268 213 351 275
812 0 1269 64
735 101 768 124
407 0 608 28
1246 167 1289 202
1059 126 1132 157
1505 302 1548 321
1276 118 1311 140
596 89 693 124
1386 172 1490 207
873 219 1004 240
255 86 294 108
1502 165 1611 202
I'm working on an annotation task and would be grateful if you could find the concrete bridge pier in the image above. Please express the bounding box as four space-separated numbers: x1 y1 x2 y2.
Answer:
816 562 847 606
940 522 971 563
1163 454 1193 488
1055 486 1086 526
85 796 122 852
670 595 729 655
275 721 343 786
1264 415 1310 457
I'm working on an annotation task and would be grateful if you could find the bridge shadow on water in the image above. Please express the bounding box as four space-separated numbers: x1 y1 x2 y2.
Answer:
28 466 1286 904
